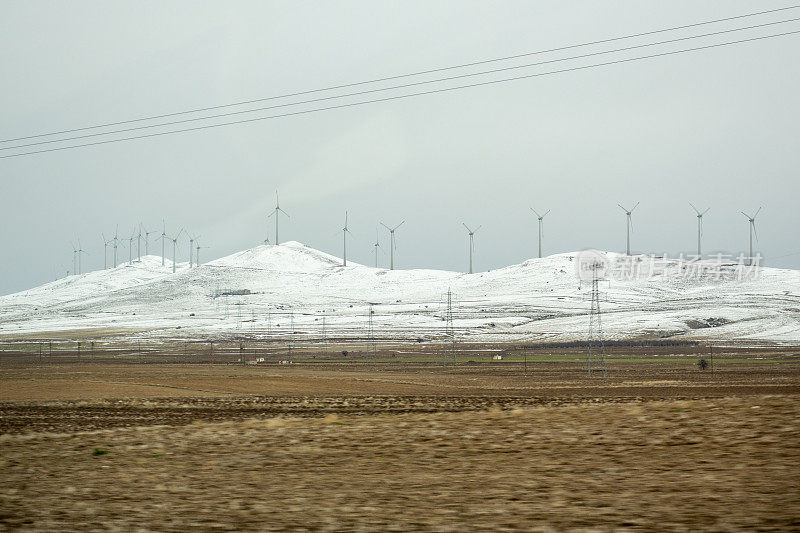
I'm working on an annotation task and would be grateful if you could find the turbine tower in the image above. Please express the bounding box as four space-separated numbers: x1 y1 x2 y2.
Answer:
102 234 113 270
379 220 405 270
188 233 200 268
69 242 77 275
462 223 481 274
741 207 762 265
341 211 352 266
169 228 184 273
136 224 142 261
77 239 88 274
195 239 208 266
267 190 290 245
127 228 135 264
112 226 120 268
159 220 166 266
530 208 550 258
689 203 710 256
143 225 153 256
617 202 639 255
373 228 382 268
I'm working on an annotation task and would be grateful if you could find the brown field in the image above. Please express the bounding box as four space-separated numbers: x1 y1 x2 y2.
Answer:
1 351 800 531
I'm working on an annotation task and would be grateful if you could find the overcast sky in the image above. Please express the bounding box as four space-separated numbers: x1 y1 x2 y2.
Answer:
2 1 799 295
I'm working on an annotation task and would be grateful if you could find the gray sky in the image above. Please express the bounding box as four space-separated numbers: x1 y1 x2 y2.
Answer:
2 0 799 295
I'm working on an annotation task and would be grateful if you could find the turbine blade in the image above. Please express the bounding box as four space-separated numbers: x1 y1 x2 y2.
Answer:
396 220 405 230
701 207 710 216
543 210 550 218
530 207 541 217
754 206 762 218
631 201 640 212
689 202 699 214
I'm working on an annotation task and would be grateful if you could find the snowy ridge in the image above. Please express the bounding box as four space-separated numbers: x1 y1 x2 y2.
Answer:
1 243 799 343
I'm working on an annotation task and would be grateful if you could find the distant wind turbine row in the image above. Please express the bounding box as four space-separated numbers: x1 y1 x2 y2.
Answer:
262 191 762 273
62 220 209 279
62 196 763 279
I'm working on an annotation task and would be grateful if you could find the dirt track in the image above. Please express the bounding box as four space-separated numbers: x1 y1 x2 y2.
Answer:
1 360 799 530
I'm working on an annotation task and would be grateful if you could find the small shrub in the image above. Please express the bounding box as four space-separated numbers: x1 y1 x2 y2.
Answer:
92 448 108 456
698 358 709 370
341 350 348 357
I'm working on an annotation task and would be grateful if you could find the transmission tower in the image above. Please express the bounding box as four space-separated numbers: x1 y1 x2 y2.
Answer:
587 263 606 376
445 288 456 366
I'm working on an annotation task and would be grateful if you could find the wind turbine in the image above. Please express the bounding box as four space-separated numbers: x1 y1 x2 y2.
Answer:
169 228 184 273
341 211 353 266
159 220 166 266
530 208 550 258
195 239 209 266
267 190 290 245
112 226 120 268
143 225 153 257
373 228 383 268
76 239 88 274
136 225 142 261
379 220 405 270
69 242 78 275
741 207 762 265
617 202 639 255
127 228 136 264
462 223 481 274
689 203 710 256
188 233 201 268
101 233 112 269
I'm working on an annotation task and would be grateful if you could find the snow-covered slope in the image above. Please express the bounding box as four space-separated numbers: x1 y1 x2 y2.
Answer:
1 242 799 343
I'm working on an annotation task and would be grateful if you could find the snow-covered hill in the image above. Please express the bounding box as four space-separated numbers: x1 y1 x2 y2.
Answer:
1 241 799 343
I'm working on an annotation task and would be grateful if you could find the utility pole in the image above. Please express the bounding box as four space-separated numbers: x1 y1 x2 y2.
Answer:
288 312 294 358
321 312 327 358
367 304 376 360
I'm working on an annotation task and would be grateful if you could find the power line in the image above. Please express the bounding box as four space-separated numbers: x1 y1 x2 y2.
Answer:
5 17 798 153
3 29 798 160
2 4 799 144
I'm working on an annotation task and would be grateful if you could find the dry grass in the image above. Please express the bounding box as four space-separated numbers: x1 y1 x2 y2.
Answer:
0 358 799 530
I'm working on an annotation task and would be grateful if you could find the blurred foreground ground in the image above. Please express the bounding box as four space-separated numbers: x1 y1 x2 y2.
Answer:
1 359 799 530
